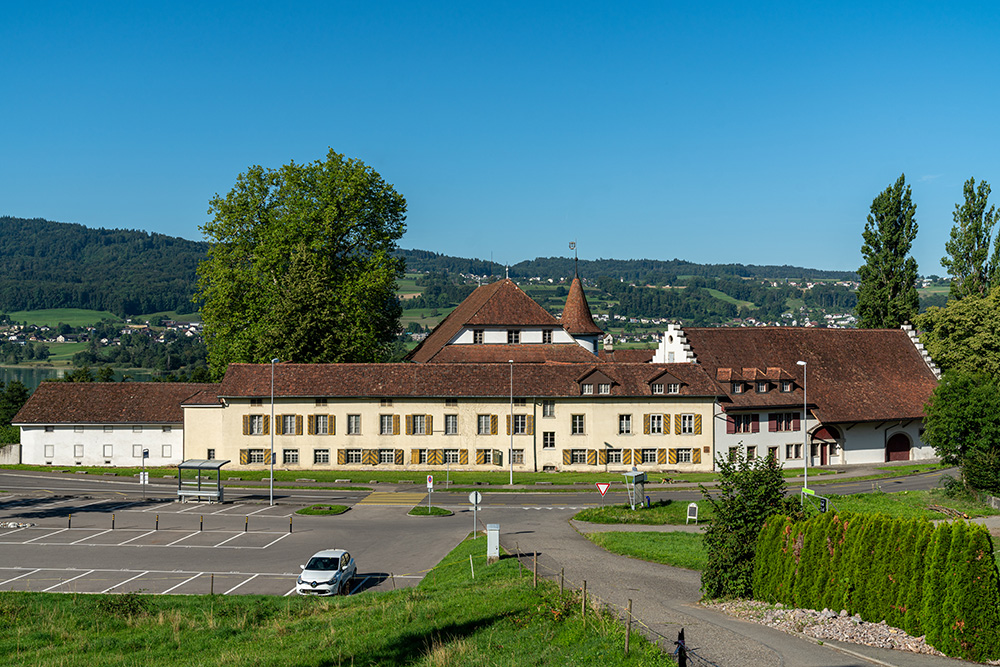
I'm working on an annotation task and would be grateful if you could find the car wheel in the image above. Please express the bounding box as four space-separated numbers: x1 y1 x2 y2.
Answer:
340 578 351 596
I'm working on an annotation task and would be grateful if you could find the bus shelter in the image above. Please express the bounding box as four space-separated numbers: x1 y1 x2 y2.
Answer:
177 459 230 503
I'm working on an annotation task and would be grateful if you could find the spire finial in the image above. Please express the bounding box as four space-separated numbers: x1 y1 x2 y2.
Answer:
505 264 509 280
569 241 578 278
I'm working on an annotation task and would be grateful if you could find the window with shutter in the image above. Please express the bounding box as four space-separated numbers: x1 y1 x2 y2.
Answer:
751 414 759 433
674 414 682 434
395 449 403 465
411 449 420 464
623 449 632 464
239 449 249 464
490 414 498 435
296 415 303 435
598 449 607 465
459 449 468 465
526 415 534 435
338 449 346 465
658 448 667 464
668 448 678 465
693 448 702 464
308 415 316 435
587 450 597 465
476 449 486 465
426 415 433 435
505 414 510 435
329 415 335 435
406 415 413 435
393 415 400 435
562 450 571 465
643 414 650 434
242 415 250 435
727 414 737 435
694 414 702 435
768 414 778 432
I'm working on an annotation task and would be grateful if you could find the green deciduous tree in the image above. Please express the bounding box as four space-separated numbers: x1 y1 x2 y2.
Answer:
941 178 1000 299
915 286 1000 376
196 149 406 379
923 371 1000 469
857 174 920 328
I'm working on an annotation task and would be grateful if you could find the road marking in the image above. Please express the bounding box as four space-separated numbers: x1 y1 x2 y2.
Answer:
102 571 148 594
214 533 245 547
70 529 111 545
223 573 258 595
0 569 39 586
246 506 274 516
24 528 68 543
283 586 297 597
166 532 198 546
260 533 292 549
213 504 243 514
44 570 93 592
117 530 157 546
162 572 203 594
177 504 202 513
356 491 427 506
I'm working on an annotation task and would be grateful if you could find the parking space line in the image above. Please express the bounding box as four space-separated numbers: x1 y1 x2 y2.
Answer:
77 499 112 508
162 572 203 594
118 530 156 545
0 569 40 586
0 527 28 537
102 571 147 594
212 504 243 514
71 529 111 545
224 573 258 595
177 505 202 513
246 506 273 516
24 528 68 543
166 532 197 546
213 533 245 547
44 570 93 592
259 533 292 549
283 586 297 597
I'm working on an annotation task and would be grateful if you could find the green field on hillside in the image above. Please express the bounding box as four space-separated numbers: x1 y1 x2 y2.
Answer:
705 288 754 308
9 308 118 327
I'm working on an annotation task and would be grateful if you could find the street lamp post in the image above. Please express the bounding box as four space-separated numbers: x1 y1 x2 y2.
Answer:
509 359 514 486
270 358 279 506
796 360 808 490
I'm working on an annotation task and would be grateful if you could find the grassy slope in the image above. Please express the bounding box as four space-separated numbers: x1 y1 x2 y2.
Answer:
0 537 673 667
586 532 707 571
9 308 118 327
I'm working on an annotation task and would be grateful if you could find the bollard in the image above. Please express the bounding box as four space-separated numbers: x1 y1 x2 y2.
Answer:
533 552 537 588
582 580 587 626
244 516 248 533
676 628 687 667
200 515 203 531
155 514 159 530
625 599 632 655
211 573 214 595
289 516 292 534
68 514 71 529
560 567 564 595
112 513 115 530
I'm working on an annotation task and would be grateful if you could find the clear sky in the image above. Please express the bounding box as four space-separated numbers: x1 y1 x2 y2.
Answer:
3 2 998 273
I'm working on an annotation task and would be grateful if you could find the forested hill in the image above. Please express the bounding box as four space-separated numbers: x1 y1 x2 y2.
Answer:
397 249 857 282
0 216 207 316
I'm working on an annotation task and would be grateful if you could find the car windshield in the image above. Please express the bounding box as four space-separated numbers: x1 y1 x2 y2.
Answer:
305 556 339 571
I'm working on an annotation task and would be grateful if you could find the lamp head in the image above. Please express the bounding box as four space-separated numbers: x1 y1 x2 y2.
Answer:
271 358 280 364
796 360 806 367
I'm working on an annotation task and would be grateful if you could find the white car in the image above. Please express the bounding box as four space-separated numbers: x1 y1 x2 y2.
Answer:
296 549 356 596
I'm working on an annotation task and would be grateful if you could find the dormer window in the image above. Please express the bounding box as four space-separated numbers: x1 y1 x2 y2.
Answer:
652 383 664 395
667 383 680 394
732 383 743 394
756 381 768 393
473 329 484 344
507 330 520 344
542 329 552 344
598 383 611 395
582 383 594 395
781 380 792 393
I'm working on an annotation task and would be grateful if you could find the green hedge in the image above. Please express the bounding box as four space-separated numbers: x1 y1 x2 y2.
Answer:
753 513 1000 661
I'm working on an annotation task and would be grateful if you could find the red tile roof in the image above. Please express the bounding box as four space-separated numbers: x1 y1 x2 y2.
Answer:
217 362 721 399
561 276 603 335
13 382 219 424
685 328 937 423
599 349 656 363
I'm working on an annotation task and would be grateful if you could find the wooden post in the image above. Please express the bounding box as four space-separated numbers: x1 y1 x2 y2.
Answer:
244 516 248 532
155 514 159 530
625 599 632 655
210 573 214 595
560 568 564 595
68 514 71 529
582 580 587 626
200 515 204 531
533 552 537 588
289 516 293 533
111 513 115 530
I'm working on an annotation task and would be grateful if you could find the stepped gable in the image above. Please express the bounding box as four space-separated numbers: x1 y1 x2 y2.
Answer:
684 327 938 423
406 278 560 363
561 275 603 335
13 382 219 424
218 362 720 399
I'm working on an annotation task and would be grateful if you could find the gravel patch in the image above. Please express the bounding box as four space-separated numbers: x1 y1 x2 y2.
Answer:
703 599 954 658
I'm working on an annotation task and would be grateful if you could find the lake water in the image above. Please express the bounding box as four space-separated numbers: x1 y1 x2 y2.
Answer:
0 366 155 392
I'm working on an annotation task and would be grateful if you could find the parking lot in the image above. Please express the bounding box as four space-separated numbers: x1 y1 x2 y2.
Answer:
0 492 471 597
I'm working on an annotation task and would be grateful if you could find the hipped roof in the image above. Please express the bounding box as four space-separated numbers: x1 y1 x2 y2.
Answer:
13 382 219 424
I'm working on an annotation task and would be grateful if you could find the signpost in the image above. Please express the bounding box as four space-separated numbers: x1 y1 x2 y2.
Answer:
596 482 610 507
142 449 149 500
469 490 482 538
427 475 433 511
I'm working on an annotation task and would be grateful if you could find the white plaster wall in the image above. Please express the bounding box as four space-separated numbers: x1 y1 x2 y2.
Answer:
20 424 185 467
652 324 695 363
449 327 576 345
713 409 815 469
837 421 932 465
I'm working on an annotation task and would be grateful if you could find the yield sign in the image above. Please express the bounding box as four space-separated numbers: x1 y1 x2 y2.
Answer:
596 482 611 497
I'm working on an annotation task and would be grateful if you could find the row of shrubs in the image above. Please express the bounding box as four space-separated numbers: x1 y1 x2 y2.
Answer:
752 513 1000 661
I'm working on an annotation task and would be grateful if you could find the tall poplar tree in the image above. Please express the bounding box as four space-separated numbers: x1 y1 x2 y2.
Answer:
941 177 1000 299
856 174 919 328
196 149 406 380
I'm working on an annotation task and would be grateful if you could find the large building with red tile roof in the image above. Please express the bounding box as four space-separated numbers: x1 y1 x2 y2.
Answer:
13 382 218 467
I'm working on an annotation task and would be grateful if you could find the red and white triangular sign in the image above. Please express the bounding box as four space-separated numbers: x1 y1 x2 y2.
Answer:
596 482 611 497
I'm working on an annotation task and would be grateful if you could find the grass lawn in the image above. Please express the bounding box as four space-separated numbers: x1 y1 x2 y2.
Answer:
0 537 674 666
574 500 713 525
408 505 452 516
586 532 707 571
43 341 91 363
706 288 754 308
823 489 1000 520
8 308 119 327
296 504 349 516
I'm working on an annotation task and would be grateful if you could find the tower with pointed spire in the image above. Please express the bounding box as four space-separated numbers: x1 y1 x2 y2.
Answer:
560 259 604 354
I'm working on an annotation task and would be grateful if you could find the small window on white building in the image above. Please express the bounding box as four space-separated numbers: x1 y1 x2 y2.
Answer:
598 383 610 395
162 445 172 458
542 329 552 344
44 445 54 458
667 383 681 394
103 444 113 458
74 444 84 458
378 449 395 464
44 425 54 432
582 383 593 395
315 449 331 464
133 445 143 458
542 400 555 417
652 383 664 395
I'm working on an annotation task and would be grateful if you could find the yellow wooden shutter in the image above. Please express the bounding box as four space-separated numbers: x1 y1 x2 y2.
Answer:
395 449 403 465
674 414 682 434
693 448 702 464
337 449 346 465
599 449 607 465
362 449 377 465
643 414 650 434
239 449 249 464
633 449 641 464
658 448 667 464
506 415 511 435
587 449 597 465
668 448 678 464
393 415 400 435
526 415 533 435
263 450 272 465
307 415 316 435
428 449 443 465
405 415 413 435
490 414 498 435
263 415 270 435
330 415 335 436
663 413 670 434
694 414 702 435
476 449 486 464
296 415 303 435
426 415 433 435
562 449 571 465
411 449 419 464
623 449 632 464
459 449 468 465
242 415 250 435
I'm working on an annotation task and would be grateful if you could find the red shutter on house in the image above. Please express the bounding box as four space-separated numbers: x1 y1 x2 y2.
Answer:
768 414 777 432
751 414 759 433
726 414 735 434
793 413 801 431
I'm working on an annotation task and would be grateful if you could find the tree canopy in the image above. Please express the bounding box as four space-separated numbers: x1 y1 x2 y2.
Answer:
923 371 1000 469
196 149 407 379
915 286 1000 376
856 174 920 328
941 177 1000 300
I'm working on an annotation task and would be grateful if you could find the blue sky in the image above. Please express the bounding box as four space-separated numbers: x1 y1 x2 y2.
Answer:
3 2 998 273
